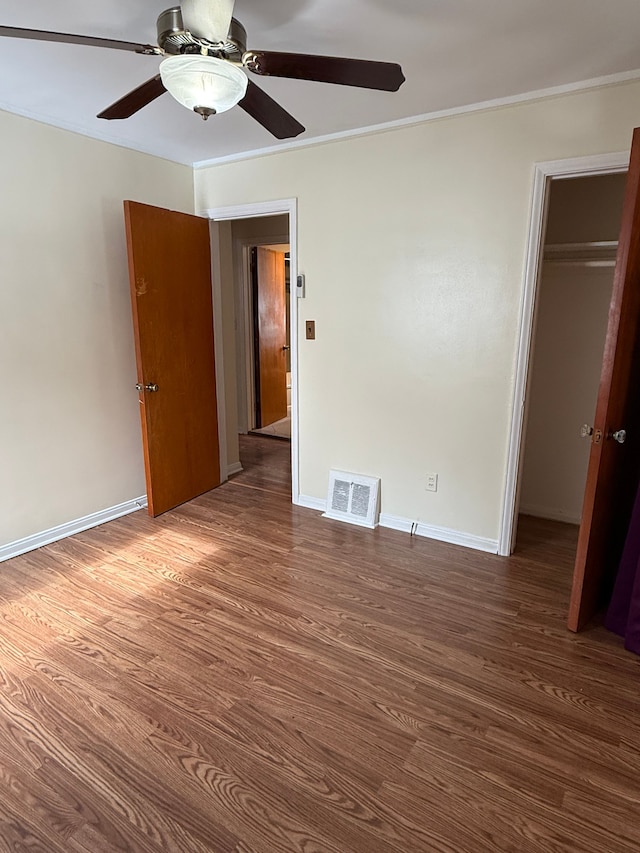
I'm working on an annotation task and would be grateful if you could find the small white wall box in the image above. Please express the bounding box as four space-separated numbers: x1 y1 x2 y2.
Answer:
323 470 380 529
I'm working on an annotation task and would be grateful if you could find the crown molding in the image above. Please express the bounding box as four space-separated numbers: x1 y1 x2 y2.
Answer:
193 67 640 170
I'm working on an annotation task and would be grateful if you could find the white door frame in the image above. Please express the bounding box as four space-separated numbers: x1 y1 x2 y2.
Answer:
201 199 300 506
498 153 628 556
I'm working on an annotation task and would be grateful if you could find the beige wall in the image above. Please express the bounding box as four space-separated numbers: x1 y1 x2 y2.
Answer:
195 79 640 544
545 173 627 243
0 110 193 548
231 215 289 244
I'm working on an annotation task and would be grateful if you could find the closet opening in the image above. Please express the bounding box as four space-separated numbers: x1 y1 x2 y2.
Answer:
513 172 627 564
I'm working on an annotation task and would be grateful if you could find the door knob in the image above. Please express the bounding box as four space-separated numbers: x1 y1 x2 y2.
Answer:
580 424 594 438
609 429 627 444
282 345 290 351
135 382 159 392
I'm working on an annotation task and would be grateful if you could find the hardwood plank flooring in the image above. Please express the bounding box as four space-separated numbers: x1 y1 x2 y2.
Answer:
1 435 639 851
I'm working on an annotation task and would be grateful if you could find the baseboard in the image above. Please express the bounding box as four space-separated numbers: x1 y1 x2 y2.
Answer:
380 514 499 553
227 461 243 478
296 495 498 553
0 496 148 563
519 504 581 525
295 494 327 512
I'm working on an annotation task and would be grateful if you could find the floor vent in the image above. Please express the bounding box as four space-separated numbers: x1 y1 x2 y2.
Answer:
323 470 380 529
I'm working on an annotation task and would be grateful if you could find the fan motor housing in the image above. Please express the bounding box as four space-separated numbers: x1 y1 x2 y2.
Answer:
157 7 246 62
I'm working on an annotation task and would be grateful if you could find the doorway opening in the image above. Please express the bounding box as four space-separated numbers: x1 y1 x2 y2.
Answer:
250 245 292 441
204 199 299 502
515 173 627 562
501 154 629 569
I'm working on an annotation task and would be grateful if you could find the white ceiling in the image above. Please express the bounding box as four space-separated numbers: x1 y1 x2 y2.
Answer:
2 0 640 166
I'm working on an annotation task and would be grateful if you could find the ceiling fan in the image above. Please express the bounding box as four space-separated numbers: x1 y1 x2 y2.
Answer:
0 0 406 140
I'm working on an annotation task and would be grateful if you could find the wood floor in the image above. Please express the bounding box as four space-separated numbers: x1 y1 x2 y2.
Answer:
1 435 639 852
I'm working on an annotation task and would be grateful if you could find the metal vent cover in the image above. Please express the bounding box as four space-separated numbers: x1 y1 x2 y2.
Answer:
323 470 380 529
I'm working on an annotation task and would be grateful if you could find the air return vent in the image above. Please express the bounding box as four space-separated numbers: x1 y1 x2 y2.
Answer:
323 470 380 529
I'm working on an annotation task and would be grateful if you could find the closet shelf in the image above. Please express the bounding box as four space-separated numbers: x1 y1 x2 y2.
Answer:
543 240 618 266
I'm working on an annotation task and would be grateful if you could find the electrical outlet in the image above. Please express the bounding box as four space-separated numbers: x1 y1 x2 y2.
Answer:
426 473 438 492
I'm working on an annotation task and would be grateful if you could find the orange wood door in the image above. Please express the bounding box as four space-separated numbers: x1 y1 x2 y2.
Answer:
569 128 640 631
254 246 287 428
124 200 220 517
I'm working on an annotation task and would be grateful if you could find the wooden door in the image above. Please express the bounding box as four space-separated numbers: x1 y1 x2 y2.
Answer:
124 200 220 517
254 246 287 428
569 128 640 631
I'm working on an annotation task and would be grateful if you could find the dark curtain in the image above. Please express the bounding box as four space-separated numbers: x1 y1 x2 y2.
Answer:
605 481 640 654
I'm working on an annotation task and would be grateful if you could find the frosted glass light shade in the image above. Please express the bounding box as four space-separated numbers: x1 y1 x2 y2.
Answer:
159 55 248 114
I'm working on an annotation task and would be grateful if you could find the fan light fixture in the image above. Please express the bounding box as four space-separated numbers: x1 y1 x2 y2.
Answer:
159 54 248 119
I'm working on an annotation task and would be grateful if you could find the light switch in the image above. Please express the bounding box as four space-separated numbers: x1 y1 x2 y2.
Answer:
305 320 316 340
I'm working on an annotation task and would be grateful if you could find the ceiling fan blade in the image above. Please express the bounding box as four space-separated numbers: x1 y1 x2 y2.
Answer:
180 0 235 43
0 25 160 54
244 51 405 92
238 80 304 140
98 76 167 120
